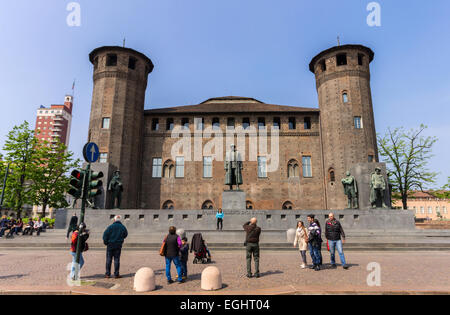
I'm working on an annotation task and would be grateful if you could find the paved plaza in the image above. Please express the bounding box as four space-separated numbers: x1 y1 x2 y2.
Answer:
0 249 449 294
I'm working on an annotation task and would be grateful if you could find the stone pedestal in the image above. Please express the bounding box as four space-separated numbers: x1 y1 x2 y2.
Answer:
350 163 392 210
222 190 246 210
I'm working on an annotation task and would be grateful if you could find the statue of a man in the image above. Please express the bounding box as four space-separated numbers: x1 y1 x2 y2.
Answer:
108 170 123 209
341 171 359 209
370 167 387 208
224 144 243 190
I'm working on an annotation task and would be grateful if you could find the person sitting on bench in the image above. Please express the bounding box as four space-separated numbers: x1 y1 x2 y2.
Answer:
33 218 44 236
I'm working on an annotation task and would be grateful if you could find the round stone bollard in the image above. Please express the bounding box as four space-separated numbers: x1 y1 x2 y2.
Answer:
201 266 222 291
176 228 186 239
133 267 156 292
286 228 296 243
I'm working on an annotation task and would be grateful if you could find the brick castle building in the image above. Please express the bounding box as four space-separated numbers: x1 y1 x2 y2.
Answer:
87 44 379 210
35 95 73 147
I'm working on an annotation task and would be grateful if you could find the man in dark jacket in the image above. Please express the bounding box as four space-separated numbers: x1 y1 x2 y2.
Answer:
325 213 348 269
103 215 128 278
243 218 261 278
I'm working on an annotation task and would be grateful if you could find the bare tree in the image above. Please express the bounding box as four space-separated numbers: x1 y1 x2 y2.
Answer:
378 125 438 210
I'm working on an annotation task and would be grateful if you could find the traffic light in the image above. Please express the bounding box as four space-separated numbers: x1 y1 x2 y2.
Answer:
87 171 104 198
68 169 85 199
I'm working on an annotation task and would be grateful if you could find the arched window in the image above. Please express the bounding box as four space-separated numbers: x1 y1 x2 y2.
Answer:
288 160 300 178
163 160 175 178
202 200 214 210
282 201 294 210
246 200 254 210
162 200 174 210
342 92 349 103
328 168 336 183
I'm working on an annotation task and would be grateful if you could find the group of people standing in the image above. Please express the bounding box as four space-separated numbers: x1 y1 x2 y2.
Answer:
293 213 348 271
68 213 128 281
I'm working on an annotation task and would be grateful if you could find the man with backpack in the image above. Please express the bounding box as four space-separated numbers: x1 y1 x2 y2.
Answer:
243 218 262 278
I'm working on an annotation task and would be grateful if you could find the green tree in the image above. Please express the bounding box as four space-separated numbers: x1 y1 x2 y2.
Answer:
29 139 79 218
2 121 38 217
432 177 450 199
378 125 438 210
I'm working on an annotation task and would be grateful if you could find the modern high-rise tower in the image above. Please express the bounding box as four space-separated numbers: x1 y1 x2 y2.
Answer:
35 95 73 147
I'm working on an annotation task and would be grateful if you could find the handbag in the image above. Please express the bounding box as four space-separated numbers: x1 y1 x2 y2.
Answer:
84 242 89 252
159 236 167 256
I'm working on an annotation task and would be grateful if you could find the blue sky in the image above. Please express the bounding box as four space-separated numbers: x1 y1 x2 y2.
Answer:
0 0 449 187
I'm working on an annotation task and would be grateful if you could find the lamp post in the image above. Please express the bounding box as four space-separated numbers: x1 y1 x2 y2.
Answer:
0 162 11 210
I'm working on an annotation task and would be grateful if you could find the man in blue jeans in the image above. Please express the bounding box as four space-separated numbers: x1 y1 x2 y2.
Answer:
103 215 128 278
325 213 348 269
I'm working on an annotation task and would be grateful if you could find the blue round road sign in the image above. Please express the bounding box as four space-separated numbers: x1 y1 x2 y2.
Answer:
83 142 100 163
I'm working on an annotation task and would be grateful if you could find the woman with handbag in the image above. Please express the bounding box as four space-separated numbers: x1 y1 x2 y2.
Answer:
160 226 184 284
70 223 90 280
293 221 309 269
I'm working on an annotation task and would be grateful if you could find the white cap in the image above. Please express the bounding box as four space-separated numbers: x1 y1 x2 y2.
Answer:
114 215 121 222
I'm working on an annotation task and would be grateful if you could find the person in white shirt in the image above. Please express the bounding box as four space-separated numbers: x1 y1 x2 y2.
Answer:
33 218 44 236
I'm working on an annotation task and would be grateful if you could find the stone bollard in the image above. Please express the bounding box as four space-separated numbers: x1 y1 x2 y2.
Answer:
133 267 156 292
286 228 296 243
176 228 186 239
201 266 222 291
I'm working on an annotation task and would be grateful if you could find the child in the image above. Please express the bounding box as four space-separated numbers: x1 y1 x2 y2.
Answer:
179 237 189 280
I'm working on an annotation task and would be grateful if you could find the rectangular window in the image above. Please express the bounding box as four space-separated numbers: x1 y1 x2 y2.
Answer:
420 206 425 214
152 158 162 178
368 155 374 162
257 156 267 178
166 118 174 131
358 54 364 66
304 117 311 130
99 153 108 163
302 156 312 177
319 59 326 72
258 117 266 130
354 116 362 129
336 54 347 66
273 117 281 129
227 117 235 130
196 118 204 130
428 207 433 214
212 117 220 130
242 117 250 129
102 118 110 129
151 118 159 131
288 117 296 130
176 157 185 178
181 118 189 130
203 156 212 178
106 54 117 67
128 57 137 70
443 206 447 214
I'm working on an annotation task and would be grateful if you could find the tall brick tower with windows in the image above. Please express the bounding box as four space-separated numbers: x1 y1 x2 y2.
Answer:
88 46 154 209
309 45 379 209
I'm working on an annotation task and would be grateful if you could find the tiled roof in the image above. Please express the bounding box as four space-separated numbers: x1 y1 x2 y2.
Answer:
144 96 319 115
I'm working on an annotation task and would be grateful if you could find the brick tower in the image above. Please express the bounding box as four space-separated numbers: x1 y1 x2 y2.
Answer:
309 45 379 209
88 46 154 209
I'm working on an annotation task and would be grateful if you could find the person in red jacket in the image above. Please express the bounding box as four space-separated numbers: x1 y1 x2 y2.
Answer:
70 223 89 280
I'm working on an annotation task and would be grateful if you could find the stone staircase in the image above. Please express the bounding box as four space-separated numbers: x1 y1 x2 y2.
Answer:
1 228 450 251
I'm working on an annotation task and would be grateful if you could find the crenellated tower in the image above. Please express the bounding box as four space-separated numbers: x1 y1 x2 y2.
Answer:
310 44 379 209
88 46 154 208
